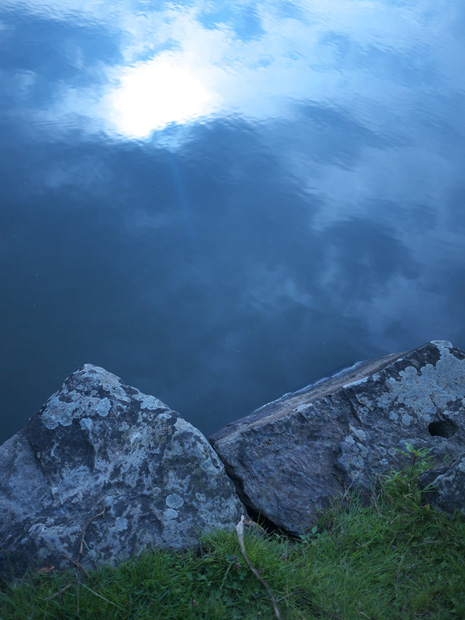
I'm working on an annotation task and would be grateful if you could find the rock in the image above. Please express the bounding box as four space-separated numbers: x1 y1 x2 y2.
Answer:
210 341 465 535
0 365 244 583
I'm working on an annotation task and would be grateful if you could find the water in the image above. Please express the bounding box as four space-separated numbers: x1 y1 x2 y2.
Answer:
1 0 464 444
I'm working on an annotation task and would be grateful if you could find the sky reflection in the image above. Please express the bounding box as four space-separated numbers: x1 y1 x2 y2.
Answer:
1 0 465 443
4 0 464 141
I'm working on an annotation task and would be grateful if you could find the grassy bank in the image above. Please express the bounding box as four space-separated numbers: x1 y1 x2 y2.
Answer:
1 448 465 619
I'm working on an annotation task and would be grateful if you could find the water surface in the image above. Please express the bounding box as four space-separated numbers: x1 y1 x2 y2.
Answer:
1 0 464 443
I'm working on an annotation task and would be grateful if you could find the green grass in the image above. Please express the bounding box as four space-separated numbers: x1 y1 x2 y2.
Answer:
2 448 465 619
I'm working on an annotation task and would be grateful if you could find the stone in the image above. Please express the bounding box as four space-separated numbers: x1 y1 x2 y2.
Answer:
0 365 244 583
210 341 465 535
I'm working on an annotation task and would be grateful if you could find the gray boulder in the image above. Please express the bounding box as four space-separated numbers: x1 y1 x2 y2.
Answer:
210 340 465 535
0 365 244 582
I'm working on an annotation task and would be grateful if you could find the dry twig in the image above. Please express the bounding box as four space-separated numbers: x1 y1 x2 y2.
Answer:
236 514 282 620
41 582 72 601
79 504 106 561
47 503 107 612
62 552 89 577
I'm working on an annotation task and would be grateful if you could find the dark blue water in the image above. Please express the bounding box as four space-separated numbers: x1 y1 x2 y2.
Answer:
1 0 465 444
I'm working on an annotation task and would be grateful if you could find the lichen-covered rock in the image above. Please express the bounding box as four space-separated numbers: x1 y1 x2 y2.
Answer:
210 341 465 535
0 365 244 582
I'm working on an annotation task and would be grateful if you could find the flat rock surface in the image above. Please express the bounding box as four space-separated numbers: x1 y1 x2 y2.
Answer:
210 341 465 534
0 365 244 582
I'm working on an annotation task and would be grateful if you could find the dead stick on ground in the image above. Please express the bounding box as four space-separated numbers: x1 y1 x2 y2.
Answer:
62 552 89 577
78 504 106 561
236 515 282 620
241 516 267 535
61 503 107 576
76 503 105 615
41 582 72 601
44 505 106 607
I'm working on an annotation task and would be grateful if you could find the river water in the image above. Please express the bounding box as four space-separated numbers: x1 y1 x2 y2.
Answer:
1 0 464 443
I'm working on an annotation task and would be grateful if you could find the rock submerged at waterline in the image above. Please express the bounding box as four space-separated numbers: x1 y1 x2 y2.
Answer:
210 340 465 535
0 365 244 583
1 340 465 582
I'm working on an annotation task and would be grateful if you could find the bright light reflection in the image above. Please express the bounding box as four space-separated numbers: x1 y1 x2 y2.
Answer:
110 55 217 138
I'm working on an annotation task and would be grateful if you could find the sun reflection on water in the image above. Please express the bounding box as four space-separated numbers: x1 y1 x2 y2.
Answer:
109 54 218 138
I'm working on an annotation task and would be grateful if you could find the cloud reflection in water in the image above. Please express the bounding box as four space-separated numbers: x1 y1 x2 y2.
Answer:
7 0 463 142
0 0 465 443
